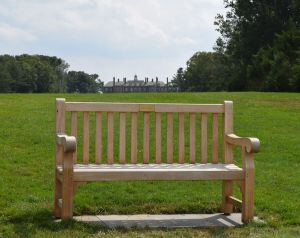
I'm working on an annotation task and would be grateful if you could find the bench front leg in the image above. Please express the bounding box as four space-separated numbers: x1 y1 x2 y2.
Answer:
54 143 63 218
224 133 258 223
242 148 255 223
62 150 74 219
54 171 62 218
56 134 76 219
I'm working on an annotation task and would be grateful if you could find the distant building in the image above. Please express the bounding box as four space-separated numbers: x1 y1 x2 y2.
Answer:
102 75 177 93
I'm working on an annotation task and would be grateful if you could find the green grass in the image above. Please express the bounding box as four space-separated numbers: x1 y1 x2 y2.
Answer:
0 92 300 237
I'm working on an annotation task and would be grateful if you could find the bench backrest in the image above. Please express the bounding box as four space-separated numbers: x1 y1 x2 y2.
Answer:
56 99 233 165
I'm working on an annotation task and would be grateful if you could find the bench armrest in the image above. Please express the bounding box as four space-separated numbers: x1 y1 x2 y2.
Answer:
225 133 260 153
56 134 77 153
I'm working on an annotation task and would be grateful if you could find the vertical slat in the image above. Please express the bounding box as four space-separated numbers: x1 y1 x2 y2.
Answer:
95 112 102 164
131 112 137 164
212 113 218 163
155 113 161 163
178 112 185 163
83 112 89 164
107 112 114 164
167 112 173 164
119 112 126 164
201 113 208 163
189 113 196 163
71 112 77 163
143 112 150 163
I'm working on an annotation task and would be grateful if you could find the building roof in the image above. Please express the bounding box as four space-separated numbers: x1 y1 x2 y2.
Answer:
104 79 166 88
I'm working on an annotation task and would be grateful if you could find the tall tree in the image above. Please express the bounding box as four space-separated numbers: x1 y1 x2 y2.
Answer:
172 67 185 91
215 0 300 90
248 26 300 91
0 54 102 93
67 71 102 93
172 52 230 92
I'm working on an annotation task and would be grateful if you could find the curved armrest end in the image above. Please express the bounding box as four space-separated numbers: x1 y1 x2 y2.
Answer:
225 134 260 153
56 134 77 153
246 137 260 153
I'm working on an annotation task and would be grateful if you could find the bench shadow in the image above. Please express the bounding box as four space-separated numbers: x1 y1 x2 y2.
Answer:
7 209 107 236
7 210 245 237
79 213 242 229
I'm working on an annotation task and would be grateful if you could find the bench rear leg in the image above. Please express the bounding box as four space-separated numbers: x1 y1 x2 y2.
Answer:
54 176 62 218
222 181 233 214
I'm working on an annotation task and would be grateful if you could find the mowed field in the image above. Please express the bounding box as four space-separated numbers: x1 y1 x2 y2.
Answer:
0 92 300 237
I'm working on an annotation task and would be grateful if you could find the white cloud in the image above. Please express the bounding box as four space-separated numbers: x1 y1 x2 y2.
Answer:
0 23 37 42
0 0 226 80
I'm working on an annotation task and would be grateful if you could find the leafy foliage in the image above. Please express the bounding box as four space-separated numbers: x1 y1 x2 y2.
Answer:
249 26 300 91
214 0 300 91
172 52 230 91
176 0 300 92
67 71 103 93
0 54 102 93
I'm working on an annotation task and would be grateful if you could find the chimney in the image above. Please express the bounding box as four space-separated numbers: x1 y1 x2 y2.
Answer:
123 77 126 84
113 77 115 86
166 77 169 92
152 78 154 82
156 77 158 83
117 78 119 82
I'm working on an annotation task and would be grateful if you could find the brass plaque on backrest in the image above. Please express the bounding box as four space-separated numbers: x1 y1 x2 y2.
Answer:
139 104 155 112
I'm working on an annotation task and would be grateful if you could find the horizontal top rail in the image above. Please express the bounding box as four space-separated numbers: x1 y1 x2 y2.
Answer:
65 102 225 113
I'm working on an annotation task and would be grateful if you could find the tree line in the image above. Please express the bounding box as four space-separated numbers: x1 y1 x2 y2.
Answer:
0 54 103 93
172 0 300 92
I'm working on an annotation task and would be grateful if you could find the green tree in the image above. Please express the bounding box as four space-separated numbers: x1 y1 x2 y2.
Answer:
171 67 186 91
173 52 230 92
0 55 15 92
67 71 102 93
0 54 102 93
248 26 300 91
215 0 300 90
0 66 13 92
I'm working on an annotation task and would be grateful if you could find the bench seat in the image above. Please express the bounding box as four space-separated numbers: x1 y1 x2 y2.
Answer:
56 163 244 182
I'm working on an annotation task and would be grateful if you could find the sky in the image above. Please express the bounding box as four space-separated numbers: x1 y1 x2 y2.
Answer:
0 0 226 83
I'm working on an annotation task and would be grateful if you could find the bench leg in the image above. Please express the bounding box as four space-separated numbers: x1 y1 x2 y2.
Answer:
54 176 62 218
242 171 254 223
242 151 254 223
222 181 233 214
62 182 73 219
62 152 74 219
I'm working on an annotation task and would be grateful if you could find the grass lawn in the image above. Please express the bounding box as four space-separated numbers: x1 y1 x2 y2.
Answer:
0 92 300 237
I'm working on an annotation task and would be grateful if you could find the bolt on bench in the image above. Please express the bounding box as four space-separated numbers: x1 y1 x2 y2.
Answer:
54 98 260 223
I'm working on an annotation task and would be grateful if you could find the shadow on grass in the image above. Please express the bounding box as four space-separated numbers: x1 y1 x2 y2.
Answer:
5 209 262 237
5 209 107 237
90 213 242 228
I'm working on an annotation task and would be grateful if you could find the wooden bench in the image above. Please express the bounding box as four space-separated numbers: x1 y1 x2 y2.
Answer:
54 98 260 223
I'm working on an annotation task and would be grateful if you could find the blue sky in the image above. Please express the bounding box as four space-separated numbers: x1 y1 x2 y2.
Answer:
0 0 226 82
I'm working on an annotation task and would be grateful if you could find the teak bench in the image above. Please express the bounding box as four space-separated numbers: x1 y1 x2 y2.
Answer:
54 98 260 223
